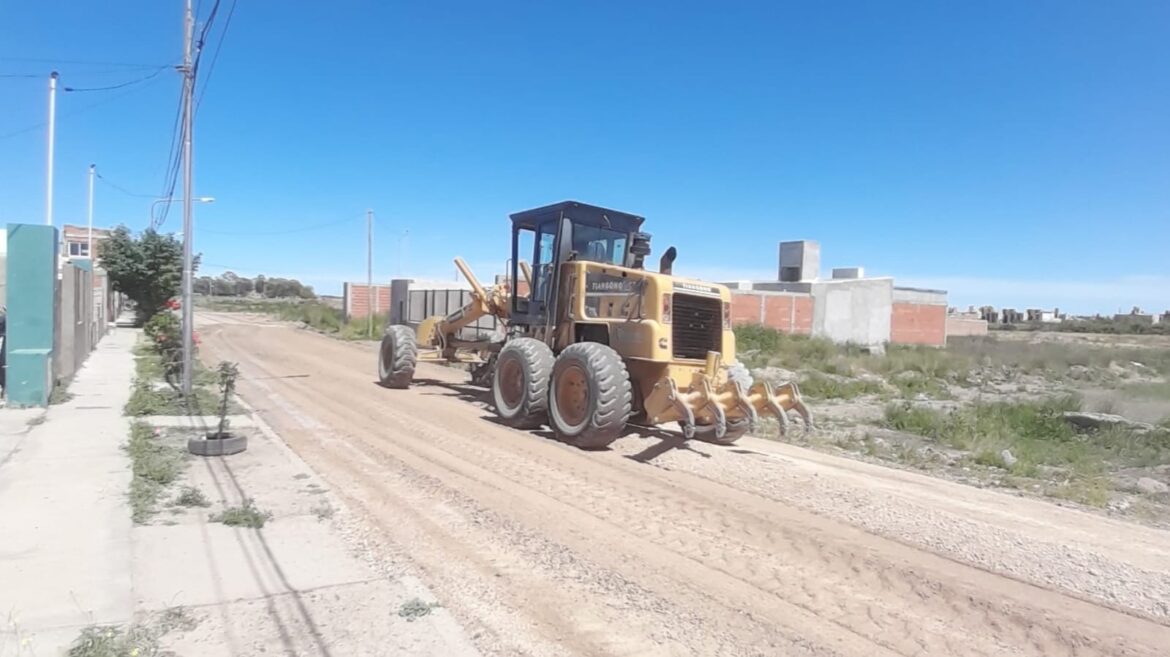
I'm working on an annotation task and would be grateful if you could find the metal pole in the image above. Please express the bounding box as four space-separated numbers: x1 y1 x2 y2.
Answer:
87 164 95 258
367 209 374 337
180 0 196 395
45 71 58 226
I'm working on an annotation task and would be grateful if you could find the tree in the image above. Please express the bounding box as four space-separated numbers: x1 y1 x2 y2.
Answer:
234 278 254 296
254 274 266 296
101 226 191 322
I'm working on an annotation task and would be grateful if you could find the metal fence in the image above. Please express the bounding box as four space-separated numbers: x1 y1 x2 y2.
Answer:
401 287 500 341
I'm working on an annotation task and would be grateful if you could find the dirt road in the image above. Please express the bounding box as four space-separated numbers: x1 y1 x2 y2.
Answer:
200 313 1170 657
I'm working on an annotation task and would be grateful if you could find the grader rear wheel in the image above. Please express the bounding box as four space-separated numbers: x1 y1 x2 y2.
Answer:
548 343 632 449
378 325 417 389
492 338 554 429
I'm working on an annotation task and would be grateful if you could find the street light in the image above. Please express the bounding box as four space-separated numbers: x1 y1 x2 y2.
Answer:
150 196 214 228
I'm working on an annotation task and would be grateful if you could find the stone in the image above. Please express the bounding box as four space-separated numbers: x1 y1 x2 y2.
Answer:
1135 477 1169 495
999 449 1018 468
1062 412 1154 433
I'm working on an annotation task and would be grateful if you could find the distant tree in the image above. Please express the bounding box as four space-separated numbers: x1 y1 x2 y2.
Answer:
101 226 192 322
234 278 254 296
254 274 266 295
194 276 213 295
212 278 235 296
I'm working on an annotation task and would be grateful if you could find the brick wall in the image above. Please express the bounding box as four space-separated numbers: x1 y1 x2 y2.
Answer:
946 316 989 338
890 302 947 346
730 292 813 335
343 283 392 319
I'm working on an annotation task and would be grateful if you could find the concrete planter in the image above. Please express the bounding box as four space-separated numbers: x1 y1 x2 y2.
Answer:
188 431 248 456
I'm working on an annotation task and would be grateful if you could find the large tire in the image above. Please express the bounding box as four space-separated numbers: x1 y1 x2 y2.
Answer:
378 325 417 388
492 338 554 428
549 343 632 449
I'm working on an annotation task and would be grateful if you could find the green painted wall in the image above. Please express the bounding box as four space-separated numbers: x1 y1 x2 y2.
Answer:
4 224 58 406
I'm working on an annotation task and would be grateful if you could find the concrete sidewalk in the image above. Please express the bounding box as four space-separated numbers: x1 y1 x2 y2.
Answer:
0 329 136 654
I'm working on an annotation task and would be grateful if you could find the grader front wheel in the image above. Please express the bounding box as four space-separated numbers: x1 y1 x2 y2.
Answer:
378 325 417 389
548 343 632 449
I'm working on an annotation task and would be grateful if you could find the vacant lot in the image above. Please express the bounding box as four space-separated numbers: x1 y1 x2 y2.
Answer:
737 326 1170 524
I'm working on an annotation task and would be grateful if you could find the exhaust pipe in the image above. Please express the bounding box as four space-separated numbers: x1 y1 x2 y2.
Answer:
660 246 677 275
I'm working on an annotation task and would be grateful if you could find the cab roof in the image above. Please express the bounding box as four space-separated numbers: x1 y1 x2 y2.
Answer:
509 201 645 234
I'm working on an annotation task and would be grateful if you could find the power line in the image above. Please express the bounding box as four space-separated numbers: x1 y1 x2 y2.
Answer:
0 73 40 79
63 66 170 92
157 0 224 230
0 56 170 69
96 172 156 198
0 70 170 141
195 0 238 111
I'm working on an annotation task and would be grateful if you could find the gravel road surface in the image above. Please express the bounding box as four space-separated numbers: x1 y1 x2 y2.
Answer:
200 313 1170 657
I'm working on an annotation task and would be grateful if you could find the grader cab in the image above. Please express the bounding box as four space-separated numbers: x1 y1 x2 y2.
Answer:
377 201 812 449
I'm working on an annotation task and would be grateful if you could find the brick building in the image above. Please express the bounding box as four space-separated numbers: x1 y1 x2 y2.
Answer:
724 240 950 347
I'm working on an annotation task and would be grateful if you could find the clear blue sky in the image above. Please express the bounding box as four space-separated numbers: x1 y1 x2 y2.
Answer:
2 1 1168 314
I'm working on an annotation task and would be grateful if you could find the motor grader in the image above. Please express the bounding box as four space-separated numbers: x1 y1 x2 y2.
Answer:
377 201 811 449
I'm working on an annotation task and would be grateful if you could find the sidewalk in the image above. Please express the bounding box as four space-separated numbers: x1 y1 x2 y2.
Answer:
0 329 137 654
1 324 480 656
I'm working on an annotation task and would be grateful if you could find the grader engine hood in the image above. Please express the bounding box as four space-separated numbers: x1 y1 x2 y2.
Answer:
568 261 813 440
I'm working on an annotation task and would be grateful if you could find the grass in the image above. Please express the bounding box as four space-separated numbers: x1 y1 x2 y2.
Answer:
126 344 230 416
175 485 211 508
883 396 1170 505
49 384 75 405
1119 380 1170 400
211 499 272 528
125 422 184 523
67 607 197 657
397 597 441 622
200 296 388 340
798 373 886 400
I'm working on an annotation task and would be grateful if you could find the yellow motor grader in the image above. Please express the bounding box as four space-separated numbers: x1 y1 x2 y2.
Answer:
377 201 812 449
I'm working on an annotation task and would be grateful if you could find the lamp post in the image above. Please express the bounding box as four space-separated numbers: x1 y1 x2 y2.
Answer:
150 196 214 229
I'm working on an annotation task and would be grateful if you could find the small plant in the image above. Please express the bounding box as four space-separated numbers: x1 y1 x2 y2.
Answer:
311 501 335 521
125 422 183 523
211 499 272 528
212 361 240 438
67 624 158 657
176 486 211 508
397 597 441 622
144 311 182 389
49 383 75 405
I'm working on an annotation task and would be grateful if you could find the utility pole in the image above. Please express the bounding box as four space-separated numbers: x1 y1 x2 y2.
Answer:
180 0 196 395
87 164 95 258
45 71 58 226
367 209 374 337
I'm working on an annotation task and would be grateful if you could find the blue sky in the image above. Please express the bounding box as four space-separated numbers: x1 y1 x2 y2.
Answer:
2 1 1168 314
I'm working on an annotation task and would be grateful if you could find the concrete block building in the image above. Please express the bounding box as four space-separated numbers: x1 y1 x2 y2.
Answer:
725 240 949 347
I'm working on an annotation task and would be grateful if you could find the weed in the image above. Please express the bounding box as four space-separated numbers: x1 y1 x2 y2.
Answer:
397 597 441 622
49 384 74 405
798 373 885 400
67 607 197 657
67 625 158 657
175 486 211 508
125 422 183 523
211 499 272 528
1120 381 1170 400
311 501 335 521
884 397 1170 500
124 380 227 416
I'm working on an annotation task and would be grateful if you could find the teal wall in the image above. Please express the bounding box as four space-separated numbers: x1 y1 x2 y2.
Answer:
4 224 58 406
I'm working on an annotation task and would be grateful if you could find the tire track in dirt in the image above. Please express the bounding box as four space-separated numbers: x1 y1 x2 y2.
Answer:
201 319 1170 657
